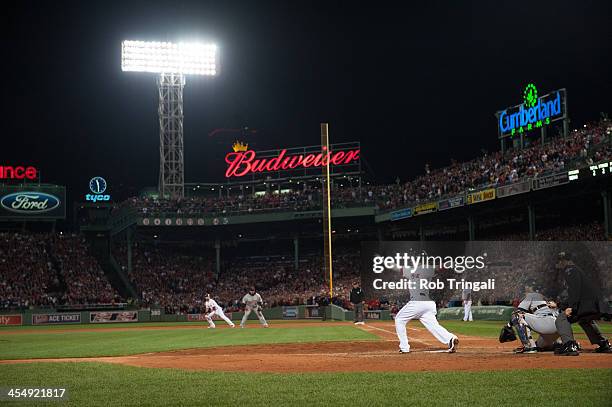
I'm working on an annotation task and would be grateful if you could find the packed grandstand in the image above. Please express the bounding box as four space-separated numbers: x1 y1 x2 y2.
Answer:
1 118 611 313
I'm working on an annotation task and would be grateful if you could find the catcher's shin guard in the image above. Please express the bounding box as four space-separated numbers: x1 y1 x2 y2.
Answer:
510 311 532 347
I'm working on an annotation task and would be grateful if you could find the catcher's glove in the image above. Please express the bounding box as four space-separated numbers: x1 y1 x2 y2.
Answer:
499 324 517 343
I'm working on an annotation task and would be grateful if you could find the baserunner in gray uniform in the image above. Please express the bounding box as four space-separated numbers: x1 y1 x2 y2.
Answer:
506 286 561 354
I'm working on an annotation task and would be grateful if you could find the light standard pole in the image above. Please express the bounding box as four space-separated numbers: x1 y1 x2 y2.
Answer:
121 40 218 199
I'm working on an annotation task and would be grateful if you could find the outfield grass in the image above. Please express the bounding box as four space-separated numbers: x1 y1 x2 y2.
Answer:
0 325 377 360
0 363 610 407
0 319 326 331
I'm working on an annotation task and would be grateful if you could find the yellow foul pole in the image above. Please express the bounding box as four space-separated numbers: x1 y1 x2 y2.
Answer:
321 123 333 299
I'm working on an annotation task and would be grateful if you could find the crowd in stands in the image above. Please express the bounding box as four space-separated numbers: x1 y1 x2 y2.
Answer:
123 120 611 215
375 120 611 209
487 222 607 241
123 187 377 217
0 233 118 310
117 221 612 316
216 251 359 311
116 242 359 315
2 221 610 312
51 235 118 305
116 243 215 314
0 233 57 309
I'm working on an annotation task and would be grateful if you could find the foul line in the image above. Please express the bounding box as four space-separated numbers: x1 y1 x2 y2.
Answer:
359 324 434 346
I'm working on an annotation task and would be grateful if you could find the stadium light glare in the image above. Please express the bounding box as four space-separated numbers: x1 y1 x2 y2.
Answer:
122 39 219 198
121 40 217 75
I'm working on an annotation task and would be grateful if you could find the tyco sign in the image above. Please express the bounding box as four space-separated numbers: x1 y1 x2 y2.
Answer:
85 177 111 202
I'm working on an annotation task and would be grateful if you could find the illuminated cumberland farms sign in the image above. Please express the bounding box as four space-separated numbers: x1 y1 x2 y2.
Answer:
497 84 567 138
224 142 361 178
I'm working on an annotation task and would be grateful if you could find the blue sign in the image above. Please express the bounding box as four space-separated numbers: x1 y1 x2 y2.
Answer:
497 85 566 138
86 176 111 202
0 191 60 214
390 208 412 221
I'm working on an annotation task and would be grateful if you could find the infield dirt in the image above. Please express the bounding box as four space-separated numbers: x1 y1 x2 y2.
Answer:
1 322 611 372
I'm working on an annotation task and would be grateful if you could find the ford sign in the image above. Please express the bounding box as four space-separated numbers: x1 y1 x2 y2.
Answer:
0 192 61 214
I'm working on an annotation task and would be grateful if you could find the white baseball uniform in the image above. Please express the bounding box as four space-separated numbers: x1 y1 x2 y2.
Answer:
205 298 235 328
394 266 456 352
462 288 473 321
240 292 268 328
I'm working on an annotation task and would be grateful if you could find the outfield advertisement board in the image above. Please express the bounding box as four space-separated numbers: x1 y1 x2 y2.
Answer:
187 313 233 321
413 202 438 216
438 196 465 211
532 172 569 190
466 188 496 205
90 311 138 323
0 315 22 325
282 306 299 319
32 313 81 325
0 185 66 219
496 180 531 198
390 208 412 221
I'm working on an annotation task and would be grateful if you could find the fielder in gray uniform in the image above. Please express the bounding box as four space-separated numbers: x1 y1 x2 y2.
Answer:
503 286 561 354
240 287 269 328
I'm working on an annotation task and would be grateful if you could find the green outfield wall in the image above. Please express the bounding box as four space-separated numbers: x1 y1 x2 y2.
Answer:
0 305 513 326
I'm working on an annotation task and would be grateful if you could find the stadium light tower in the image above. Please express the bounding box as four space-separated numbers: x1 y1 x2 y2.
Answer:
121 40 217 199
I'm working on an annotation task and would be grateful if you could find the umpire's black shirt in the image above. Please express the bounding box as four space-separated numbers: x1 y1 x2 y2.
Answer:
350 287 364 304
561 265 608 318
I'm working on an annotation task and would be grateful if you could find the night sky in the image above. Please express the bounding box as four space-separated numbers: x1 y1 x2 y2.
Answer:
3 1 611 200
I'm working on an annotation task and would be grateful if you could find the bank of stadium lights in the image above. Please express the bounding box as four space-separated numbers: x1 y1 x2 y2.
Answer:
121 41 217 75
121 40 218 199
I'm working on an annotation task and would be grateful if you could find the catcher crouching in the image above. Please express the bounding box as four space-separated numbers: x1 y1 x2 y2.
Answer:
499 285 562 354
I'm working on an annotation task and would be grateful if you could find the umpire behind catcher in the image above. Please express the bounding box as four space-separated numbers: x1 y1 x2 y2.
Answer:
350 281 365 325
553 252 611 356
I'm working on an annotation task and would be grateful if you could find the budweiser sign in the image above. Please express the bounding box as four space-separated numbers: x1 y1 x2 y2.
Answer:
225 148 360 178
